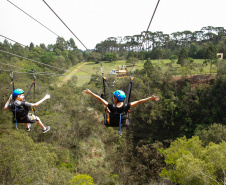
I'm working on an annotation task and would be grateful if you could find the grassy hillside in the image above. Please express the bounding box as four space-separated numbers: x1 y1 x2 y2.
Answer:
57 59 216 87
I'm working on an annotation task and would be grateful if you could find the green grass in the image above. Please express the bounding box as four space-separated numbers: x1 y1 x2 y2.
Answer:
58 63 83 82
69 60 146 86
58 59 217 87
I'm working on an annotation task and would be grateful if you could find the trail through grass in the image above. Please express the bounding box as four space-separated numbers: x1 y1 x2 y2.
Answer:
57 62 87 87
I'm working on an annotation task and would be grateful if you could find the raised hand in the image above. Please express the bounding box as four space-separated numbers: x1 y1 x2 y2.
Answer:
82 89 91 95
44 94 50 100
152 95 160 101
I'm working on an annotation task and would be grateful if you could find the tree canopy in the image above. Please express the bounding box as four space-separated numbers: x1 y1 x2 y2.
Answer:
0 27 226 184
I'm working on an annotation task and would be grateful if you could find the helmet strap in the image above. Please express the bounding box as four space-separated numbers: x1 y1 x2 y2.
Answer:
114 96 118 104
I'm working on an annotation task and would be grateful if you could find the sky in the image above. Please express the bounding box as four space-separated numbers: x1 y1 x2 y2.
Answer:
1 0 226 50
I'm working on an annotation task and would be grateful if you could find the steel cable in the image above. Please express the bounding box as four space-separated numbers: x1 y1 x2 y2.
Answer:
0 68 97 79
0 35 94 76
139 0 161 50
0 35 27 47
43 0 100 64
7 0 60 37
0 49 67 72
0 61 34 72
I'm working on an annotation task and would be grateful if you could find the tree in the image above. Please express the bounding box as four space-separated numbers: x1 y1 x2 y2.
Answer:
54 37 68 52
155 47 163 64
169 55 177 63
126 57 138 64
12 43 25 57
195 123 226 146
177 48 188 66
85 52 101 63
69 174 94 185
0 131 73 184
29 42 34 50
188 43 198 58
40 51 56 64
105 53 114 62
143 58 154 76
40 43 47 51
0 40 11 60
67 38 77 51
218 60 226 76
130 141 165 183
160 136 226 185
204 42 218 74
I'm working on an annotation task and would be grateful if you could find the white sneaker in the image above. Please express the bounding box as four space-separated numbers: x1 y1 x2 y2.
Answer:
43 126 50 133
26 123 31 131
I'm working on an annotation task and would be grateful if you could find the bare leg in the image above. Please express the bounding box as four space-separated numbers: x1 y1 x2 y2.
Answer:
24 123 29 128
36 118 45 130
24 123 31 131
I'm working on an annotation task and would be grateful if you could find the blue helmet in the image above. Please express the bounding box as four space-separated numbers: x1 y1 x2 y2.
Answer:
13 89 24 97
113 90 126 102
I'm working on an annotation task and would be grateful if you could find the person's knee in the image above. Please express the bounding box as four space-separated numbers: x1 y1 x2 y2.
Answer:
36 116 40 121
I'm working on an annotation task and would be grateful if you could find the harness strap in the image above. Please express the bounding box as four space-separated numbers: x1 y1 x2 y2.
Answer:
14 106 18 129
103 77 114 104
7 69 15 101
11 70 15 101
24 69 36 101
25 83 33 100
100 63 114 104
125 63 135 104
33 77 36 116
119 114 122 136
24 70 36 115
125 77 133 104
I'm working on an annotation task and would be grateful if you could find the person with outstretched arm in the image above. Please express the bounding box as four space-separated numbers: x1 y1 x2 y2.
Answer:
4 89 51 133
83 89 160 127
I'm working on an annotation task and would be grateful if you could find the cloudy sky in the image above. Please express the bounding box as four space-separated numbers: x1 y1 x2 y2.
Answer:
1 0 226 50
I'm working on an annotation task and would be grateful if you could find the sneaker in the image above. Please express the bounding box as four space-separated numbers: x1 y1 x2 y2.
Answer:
43 126 50 133
26 123 31 131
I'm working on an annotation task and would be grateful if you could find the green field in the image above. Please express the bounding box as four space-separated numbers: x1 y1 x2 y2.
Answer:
58 59 217 87
62 60 147 86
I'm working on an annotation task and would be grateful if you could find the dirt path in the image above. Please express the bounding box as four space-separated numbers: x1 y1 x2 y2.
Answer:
57 62 87 87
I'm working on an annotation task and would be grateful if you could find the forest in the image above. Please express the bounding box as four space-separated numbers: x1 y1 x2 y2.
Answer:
0 26 226 185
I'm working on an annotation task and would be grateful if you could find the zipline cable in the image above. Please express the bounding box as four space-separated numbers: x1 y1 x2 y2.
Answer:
0 68 97 79
0 61 69 76
4 2 89 72
99 0 160 73
99 0 160 111
0 61 34 72
0 35 27 47
0 68 61 76
0 36 94 76
0 49 67 72
42 0 100 64
139 0 161 50
0 68 34 75
7 0 60 38
0 61 69 75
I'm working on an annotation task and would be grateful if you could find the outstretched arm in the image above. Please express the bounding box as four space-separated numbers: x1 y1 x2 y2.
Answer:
4 94 12 110
130 95 159 108
31 94 50 107
83 89 108 107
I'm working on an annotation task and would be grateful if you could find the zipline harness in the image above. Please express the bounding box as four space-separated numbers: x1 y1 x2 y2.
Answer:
100 63 135 135
7 69 37 128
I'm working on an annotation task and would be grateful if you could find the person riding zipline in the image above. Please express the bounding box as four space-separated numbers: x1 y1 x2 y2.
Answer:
83 89 160 127
4 89 51 133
